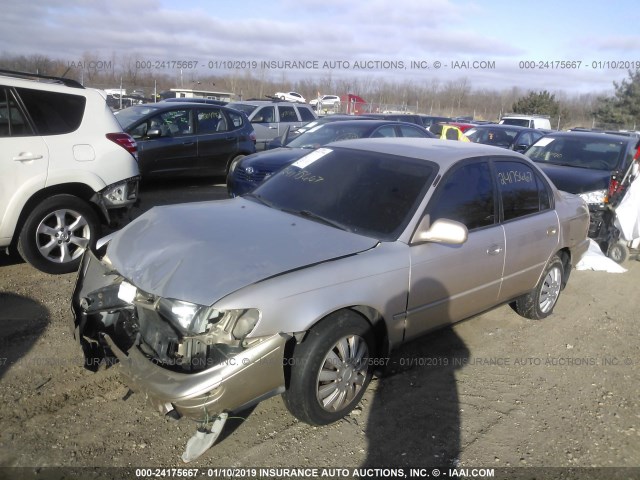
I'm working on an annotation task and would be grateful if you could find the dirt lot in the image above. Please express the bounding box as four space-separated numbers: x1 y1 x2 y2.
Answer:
0 178 639 479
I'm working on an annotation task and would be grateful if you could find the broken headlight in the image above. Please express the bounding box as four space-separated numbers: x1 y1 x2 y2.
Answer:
157 298 260 340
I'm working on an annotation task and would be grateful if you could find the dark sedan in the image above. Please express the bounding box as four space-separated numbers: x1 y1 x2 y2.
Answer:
115 102 256 177
525 131 640 260
227 120 434 196
465 124 547 152
286 114 376 138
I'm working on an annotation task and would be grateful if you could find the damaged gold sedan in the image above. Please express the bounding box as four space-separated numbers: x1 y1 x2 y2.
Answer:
71 139 589 461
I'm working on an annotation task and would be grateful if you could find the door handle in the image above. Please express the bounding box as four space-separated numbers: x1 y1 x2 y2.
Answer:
182 141 195 146
547 227 558 236
13 153 44 162
487 244 503 255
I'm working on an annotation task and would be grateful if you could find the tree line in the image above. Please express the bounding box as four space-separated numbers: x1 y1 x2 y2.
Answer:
2 52 638 130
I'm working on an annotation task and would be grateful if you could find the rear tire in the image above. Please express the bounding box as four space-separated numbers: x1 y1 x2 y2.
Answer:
282 310 374 425
17 194 99 274
513 255 564 320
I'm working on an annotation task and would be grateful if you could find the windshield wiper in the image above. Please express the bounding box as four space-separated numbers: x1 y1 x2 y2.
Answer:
285 209 351 232
244 192 276 208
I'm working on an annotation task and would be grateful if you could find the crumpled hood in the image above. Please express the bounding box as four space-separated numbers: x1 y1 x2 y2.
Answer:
107 198 378 306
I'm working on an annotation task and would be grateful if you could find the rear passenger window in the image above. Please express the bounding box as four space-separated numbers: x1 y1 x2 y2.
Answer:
297 106 316 122
495 161 550 221
278 106 298 122
0 88 33 137
227 110 244 129
399 125 427 137
16 87 85 135
372 126 397 137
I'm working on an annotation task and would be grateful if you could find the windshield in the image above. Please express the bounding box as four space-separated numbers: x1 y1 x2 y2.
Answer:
249 147 436 240
501 118 529 127
225 103 257 116
525 136 626 170
115 105 161 129
466 127 518 147
286 123 377 149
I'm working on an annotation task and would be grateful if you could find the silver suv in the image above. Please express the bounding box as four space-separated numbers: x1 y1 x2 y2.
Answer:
0 70 140 274
226 100 317 150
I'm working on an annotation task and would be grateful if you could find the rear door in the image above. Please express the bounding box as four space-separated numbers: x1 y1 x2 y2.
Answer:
277 105 301 136
249 105 277 150
0 87 48 243
493 159 559 301
195 107 237 175
405 158 505 340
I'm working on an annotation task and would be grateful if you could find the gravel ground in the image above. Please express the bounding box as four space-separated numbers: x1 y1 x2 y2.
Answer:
0 179 639 479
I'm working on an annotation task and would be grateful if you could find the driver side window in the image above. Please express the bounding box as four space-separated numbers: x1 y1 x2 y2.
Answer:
427 160 496 230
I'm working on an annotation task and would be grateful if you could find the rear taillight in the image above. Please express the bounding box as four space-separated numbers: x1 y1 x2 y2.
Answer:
249 131 256 143
605 174 623 204
107 132 138 160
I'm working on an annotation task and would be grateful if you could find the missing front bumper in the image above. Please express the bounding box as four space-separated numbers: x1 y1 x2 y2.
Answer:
103 332 289 421
71 250 291 421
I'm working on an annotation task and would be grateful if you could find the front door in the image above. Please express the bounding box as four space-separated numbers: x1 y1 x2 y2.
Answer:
405 159 504 341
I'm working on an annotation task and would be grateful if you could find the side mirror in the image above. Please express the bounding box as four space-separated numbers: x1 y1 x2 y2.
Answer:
267 137 282 149
147 129 162 138
411 217 468 245
514 144 529 153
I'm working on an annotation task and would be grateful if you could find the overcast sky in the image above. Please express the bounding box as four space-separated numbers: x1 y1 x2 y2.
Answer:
2 0 639 95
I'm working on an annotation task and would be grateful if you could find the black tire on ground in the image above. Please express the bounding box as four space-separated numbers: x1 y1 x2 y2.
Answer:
17 194 100 274
282 310 375 426
607 241 629 264
513 255 564 320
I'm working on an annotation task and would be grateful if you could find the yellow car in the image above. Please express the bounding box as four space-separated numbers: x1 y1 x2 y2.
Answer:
429 123 470 142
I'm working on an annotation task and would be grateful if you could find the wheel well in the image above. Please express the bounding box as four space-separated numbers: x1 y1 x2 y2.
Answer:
556 248 572 288
12 184 104 246
283 306 389 390
298 306 390 358
225 154 246 175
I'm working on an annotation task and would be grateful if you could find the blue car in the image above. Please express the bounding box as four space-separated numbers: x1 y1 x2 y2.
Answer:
226 119 434 196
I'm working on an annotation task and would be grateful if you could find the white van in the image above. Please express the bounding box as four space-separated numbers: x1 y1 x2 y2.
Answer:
499 114 551 130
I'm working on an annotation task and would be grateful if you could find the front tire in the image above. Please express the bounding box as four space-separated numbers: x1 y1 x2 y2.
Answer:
282 310 374 425
17 194 99 274
513 255 564 320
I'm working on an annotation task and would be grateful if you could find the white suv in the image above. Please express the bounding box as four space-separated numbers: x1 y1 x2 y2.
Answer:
0 70 140 274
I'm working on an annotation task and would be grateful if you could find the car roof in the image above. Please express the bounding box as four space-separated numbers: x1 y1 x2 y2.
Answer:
228 100 305 106
545 131 638 143
326 137 526 167
129 102 228 110
311 119 424 127
466 124 532 131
